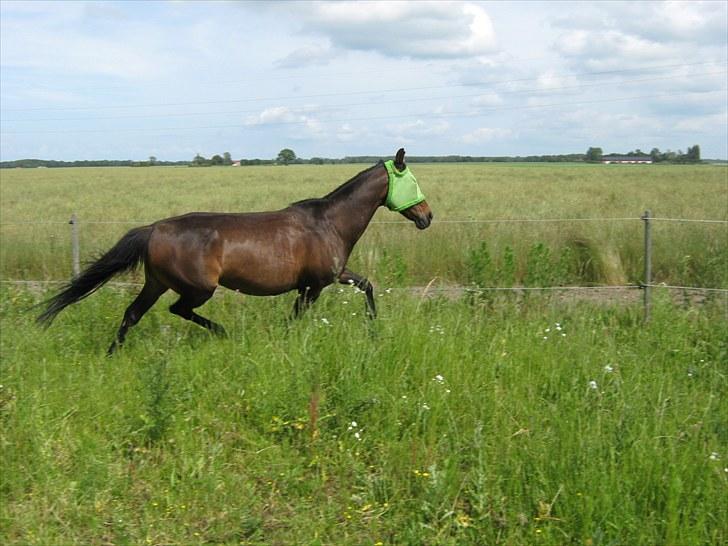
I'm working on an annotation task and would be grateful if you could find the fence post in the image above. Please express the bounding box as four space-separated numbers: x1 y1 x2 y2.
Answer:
69 213 80 277
641 209 652 323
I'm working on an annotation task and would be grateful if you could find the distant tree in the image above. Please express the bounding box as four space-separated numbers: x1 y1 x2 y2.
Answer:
149 155 157 165
277 148 296 165
223 152 232 165
192 153 208 166
585 147 603 162
210 154 224 166
650 148 661 162
686 144 701 163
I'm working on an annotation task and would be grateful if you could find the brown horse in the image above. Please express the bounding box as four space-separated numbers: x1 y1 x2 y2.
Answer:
38 148 433 354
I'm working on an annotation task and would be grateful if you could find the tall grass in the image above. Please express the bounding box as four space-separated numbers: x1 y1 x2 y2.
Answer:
1 284 726 545
1 164 726 286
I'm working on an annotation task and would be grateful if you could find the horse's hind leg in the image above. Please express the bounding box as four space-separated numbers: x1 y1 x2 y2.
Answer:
108 278 167 356
169 289 226 336
339 269 376 319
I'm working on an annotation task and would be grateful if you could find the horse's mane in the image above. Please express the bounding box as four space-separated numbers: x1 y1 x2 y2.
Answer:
289 161 384 209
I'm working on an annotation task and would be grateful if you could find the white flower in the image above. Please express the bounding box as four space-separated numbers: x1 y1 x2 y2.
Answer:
320 317 330 325
709 452 720 461
588 380 598 390
604 365 614 373
353 431 361 441
433 374 445 384
422 403 430 410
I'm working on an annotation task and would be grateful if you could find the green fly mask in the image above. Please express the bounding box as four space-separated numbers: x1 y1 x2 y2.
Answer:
384 160 426 212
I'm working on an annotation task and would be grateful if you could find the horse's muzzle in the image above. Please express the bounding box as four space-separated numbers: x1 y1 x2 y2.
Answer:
415 211 433 230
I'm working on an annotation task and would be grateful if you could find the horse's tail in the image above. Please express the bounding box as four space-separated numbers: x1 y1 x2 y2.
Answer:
37 225 153 326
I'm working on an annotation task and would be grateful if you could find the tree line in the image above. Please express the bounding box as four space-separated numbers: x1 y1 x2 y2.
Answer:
585 145 701 163
1 145 706 169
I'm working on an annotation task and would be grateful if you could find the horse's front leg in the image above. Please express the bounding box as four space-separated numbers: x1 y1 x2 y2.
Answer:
290 285 322 319
338 269 376 319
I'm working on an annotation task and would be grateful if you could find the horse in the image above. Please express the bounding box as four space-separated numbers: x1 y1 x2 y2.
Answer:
37 148 433 354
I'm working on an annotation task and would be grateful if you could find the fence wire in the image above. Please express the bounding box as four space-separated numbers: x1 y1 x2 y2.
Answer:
2 217 727 226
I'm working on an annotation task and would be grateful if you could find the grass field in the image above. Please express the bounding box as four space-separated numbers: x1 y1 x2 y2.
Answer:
1 286 727 545
1 163 727 544
1 163 726 287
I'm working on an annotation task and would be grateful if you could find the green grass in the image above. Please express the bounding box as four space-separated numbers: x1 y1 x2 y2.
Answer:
1 285 726 545
1 163 726 544
1 163 726 286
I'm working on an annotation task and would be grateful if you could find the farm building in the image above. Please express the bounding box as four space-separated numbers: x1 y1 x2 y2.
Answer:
601 155 653 164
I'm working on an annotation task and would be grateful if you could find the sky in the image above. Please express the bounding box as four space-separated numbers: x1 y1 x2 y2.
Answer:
1 0 727 161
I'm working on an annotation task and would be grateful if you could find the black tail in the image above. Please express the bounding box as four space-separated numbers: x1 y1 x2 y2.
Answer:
37 226 153 326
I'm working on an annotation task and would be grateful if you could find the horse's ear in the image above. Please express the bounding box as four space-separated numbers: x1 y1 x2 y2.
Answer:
394 148 406 169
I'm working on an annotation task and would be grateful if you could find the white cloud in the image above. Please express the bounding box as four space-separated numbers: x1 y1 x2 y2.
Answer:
461 127 513 144
275 43 336 68
294 1 497 59
244 106 324 140
470 93 503 107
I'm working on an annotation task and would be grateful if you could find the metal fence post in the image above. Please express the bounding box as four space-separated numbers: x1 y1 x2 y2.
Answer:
642 210 652 323
69 213 80 277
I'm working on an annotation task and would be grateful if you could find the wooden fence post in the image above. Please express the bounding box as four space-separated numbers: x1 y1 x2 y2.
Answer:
69 213 80 277
642 210 652 323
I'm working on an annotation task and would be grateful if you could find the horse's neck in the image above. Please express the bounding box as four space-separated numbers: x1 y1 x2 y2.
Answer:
325 171 386 249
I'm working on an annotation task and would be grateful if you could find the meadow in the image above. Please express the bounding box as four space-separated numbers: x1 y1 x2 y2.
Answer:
1 163 727 286
1 163 727 545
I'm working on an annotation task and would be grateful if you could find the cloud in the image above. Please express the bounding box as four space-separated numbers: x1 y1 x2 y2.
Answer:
244 106 324 139
551 1 727 72
461 127 513 144
293 1 497 59
275 43 336 68
470 92 503 107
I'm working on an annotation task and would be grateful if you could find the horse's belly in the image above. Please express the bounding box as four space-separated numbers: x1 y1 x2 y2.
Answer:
218 242 305 296
218 274 296 296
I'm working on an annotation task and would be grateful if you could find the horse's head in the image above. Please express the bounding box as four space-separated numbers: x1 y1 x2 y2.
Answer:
384 148 433 230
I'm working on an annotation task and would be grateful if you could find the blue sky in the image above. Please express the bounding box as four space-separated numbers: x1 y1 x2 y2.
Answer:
1 0 726 161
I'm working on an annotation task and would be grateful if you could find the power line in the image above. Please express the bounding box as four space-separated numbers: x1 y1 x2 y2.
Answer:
2 60 725 113
2 88 724 136
4 70 725 124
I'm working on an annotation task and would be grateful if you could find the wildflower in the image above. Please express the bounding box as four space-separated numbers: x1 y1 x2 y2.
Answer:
588 380 598 390
433 374 445 384
604 365 614 373
347 421 358 430
709 452 720 461
456 513 472 527
320 317 330 325
421 403 430 410
353 431 361 441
